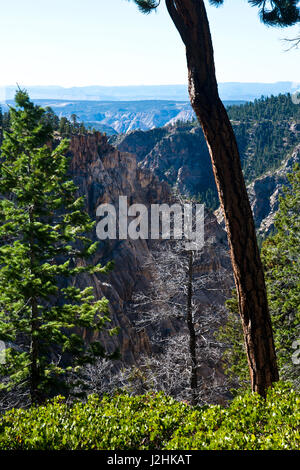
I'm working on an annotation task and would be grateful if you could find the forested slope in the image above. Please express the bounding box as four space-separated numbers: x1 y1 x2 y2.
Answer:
111 94 299 215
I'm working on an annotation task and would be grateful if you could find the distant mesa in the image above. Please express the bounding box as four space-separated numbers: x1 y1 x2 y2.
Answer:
0 82 296 102
1 82 296 135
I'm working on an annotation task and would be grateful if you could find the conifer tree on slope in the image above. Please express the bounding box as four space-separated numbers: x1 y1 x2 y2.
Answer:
130 0 299 397
0 91 116 405
219 164 300 390
261 164 300 386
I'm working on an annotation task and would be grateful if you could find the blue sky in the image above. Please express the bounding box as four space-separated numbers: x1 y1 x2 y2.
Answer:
0 0 299 87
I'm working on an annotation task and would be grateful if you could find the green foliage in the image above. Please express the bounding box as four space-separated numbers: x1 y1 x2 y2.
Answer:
248 1 299 26
0 383 298 450
261 164 300 385
0 90 115 402
217 293 250 392
218 164 300 390
131 0 160 14
0 105 88 145
228 94 300 182
166 382 299 450
44 109 88 137
228 93 300 122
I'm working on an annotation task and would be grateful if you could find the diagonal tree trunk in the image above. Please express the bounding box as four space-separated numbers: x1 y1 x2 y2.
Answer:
165 0 279 397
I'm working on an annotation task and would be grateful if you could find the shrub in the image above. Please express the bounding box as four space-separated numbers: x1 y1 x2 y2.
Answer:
0 383 298 450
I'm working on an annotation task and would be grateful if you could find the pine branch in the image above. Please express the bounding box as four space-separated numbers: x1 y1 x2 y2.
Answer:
132 0 160 14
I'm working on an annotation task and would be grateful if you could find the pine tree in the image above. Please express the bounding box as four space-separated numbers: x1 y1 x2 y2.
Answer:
70 113 78 130
261 164 300 386
219 164 300 390
59 117 70 137
42 107 60 131
0 90 116 405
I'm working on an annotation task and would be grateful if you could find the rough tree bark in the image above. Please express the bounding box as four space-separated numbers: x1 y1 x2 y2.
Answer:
165 0 279 397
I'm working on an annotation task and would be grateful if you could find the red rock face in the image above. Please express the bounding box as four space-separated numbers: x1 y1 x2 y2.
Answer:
68 132 233 366
69 132 114 173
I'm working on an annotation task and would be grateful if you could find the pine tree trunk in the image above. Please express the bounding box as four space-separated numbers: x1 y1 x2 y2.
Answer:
166 0 279 396
29 206 40 405
30 297 40 405
186 250 198 405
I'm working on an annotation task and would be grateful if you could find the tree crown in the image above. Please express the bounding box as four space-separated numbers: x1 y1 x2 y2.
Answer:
131 0 299 27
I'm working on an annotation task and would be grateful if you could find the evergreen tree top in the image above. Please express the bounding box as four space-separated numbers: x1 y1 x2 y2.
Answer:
131 0 299 27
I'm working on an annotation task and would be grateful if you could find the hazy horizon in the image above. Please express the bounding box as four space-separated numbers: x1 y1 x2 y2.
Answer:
1 80 299 87
1 81 298 105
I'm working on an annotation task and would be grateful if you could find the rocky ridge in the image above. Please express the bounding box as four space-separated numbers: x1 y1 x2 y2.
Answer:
110 123 214 200
247 144 300 236
112 121 300 234
215 143 300 235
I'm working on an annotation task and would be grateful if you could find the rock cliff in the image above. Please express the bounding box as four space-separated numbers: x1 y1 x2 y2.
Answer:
247 144 300 236
68 132 233 365
215 143 300 235
112 121 300 235
111 123 215 201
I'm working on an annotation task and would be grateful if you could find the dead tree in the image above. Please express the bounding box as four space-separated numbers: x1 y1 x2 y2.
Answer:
127 210 232 404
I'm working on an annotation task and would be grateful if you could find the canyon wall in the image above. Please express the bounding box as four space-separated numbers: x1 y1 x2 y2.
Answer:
68 132 233 365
